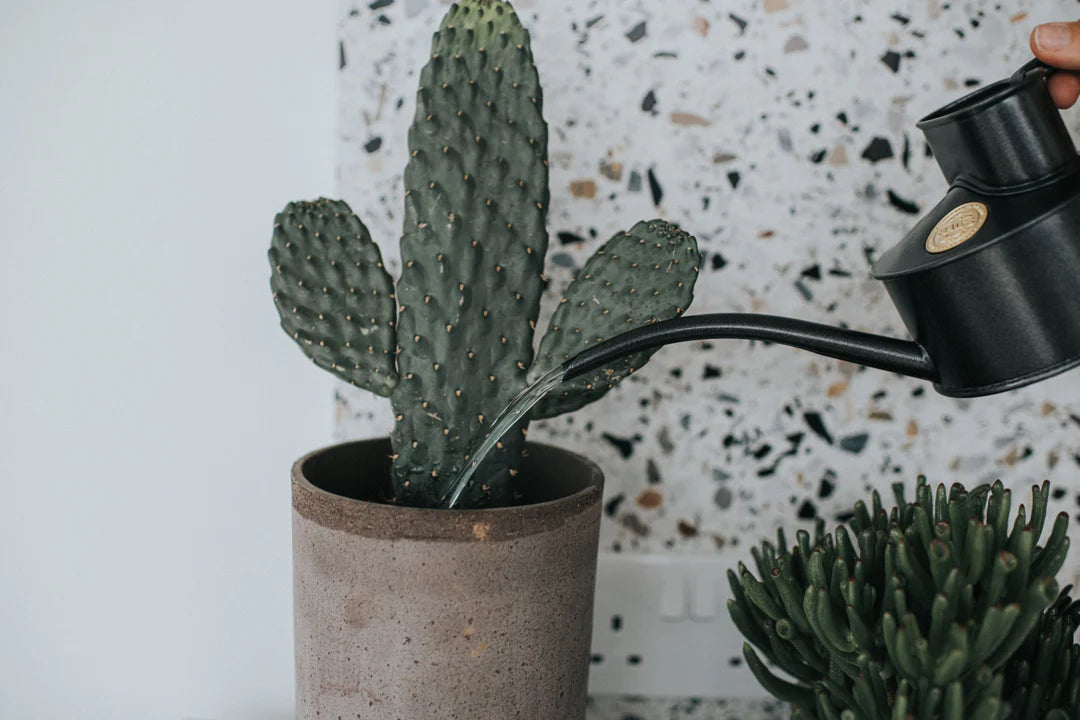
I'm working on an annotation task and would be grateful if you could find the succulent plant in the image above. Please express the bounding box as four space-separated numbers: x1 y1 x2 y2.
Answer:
728 478 1077 720
269 0 701 508
1001 583 1080 719
999 579 1080 719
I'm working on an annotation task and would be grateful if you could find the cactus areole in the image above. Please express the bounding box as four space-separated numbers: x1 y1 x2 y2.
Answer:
269 0 701 508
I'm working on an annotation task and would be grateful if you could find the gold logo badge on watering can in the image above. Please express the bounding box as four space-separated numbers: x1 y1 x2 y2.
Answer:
925 202 989 254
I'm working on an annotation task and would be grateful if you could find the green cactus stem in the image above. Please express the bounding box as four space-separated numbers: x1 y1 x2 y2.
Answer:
390 0 549 507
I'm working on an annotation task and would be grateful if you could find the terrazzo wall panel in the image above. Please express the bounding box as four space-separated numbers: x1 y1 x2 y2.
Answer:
334 0 1080 713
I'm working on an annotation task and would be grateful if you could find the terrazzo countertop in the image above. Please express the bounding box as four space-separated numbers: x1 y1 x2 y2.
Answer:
333 0 1080 715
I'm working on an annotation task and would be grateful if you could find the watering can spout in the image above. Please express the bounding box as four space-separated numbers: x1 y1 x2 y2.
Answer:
564 58 1080 399
561 313 938 384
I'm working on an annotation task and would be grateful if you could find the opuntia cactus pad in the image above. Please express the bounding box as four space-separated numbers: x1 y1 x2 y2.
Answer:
270 199 398 397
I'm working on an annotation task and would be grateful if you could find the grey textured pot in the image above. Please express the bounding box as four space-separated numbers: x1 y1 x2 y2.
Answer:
291 438 604 720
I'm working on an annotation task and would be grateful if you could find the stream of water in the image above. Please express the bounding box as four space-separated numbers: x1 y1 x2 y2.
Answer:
440 365 567 509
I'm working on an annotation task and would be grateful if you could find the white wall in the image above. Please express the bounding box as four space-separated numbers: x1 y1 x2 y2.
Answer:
0 2 337 718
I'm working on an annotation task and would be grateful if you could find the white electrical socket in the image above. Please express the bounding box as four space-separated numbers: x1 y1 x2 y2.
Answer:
588 552 767 698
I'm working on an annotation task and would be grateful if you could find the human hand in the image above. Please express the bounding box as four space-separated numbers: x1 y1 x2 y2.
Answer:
1031 21 1080 108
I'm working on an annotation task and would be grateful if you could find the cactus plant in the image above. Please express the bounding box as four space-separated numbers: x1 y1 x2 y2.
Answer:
728 478 1078 720
269 0 700 508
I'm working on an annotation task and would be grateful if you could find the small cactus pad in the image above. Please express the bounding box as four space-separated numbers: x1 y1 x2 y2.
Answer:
269 199 398 396
527 220 700 419
390 0 549 506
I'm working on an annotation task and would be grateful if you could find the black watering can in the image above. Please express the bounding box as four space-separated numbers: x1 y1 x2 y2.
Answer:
564 59 1080 398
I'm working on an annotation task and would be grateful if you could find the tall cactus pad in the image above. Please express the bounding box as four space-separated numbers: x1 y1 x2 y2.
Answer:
728 478 1073 720
528 220 700 419
391 0 549 506
269 199 398 396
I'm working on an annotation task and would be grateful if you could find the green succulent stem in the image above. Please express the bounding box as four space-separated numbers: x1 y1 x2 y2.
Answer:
729 479 1076 720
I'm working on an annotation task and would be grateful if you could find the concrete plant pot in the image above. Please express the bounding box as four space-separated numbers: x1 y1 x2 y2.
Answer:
291 438 604 720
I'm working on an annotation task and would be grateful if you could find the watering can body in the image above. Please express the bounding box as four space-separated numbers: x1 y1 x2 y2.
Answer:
872 61 1080 396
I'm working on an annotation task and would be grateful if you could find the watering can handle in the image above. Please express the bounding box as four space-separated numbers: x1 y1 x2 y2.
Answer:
1012 57 1054 81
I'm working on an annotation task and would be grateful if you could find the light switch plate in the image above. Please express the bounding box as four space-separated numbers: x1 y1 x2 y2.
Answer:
588 552 767 698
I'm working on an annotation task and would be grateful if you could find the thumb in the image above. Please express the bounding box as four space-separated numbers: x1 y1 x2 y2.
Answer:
1031 21 1080 70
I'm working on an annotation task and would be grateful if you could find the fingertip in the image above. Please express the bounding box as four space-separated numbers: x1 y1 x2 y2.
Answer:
1030 21 1080 70
1048 72 1080 109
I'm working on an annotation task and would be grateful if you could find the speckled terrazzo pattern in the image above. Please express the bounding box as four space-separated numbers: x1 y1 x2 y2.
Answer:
334 0 1080 712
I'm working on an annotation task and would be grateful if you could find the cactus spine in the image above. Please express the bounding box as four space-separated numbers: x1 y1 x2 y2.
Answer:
728 478 1077 720
270 0 701 507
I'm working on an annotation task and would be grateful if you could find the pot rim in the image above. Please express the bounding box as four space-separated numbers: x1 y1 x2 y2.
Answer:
291 438 604 541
